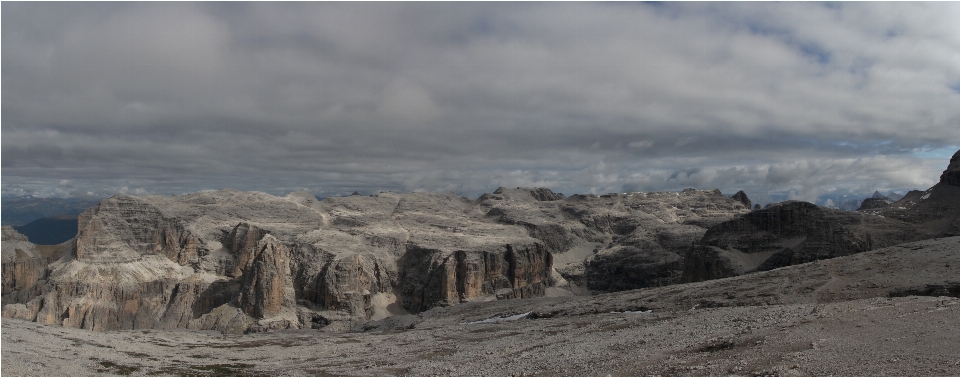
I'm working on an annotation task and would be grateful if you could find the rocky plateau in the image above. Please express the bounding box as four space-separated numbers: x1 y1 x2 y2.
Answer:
2 150 959 376
4 185 756 334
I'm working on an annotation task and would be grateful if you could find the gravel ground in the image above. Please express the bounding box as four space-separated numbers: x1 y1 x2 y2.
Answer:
4 296 959 377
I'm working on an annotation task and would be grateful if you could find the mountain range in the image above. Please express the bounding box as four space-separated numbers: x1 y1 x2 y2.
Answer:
2 150 958 376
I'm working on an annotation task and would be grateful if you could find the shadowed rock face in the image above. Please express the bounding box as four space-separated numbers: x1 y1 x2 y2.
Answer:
857 197 892 210
1 187 753 333
940 150 960 186
732 191 751 210
684 201 930 282
685 151 960 283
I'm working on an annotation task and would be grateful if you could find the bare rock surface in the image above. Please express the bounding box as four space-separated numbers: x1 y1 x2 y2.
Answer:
4 237 959 376
2 187 749 333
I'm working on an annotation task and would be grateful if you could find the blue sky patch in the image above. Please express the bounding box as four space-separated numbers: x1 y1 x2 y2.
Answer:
914 147 959 160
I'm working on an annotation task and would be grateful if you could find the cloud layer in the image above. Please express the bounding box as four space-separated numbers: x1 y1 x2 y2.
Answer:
3 3 959 204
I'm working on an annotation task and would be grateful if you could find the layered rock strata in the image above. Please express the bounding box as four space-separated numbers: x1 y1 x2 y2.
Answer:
2 186 754 333
1 227 70 305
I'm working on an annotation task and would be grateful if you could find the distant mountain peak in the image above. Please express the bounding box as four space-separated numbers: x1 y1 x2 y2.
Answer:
939 149 960 186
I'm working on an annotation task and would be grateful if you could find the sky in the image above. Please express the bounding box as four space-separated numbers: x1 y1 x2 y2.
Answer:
3 2 959 206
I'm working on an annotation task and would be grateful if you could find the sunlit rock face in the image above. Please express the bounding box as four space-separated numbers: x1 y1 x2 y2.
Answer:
2 186 756 333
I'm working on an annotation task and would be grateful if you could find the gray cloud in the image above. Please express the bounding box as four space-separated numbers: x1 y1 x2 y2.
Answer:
3 3 958 205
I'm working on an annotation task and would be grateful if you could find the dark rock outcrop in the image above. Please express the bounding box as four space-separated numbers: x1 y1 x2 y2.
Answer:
684 201 929 282
584 246 683 291
732 190 751 210
940 150 960 186
857 197 892 210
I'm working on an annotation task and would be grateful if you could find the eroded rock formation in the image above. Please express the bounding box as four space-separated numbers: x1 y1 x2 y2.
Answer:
2 186 754 333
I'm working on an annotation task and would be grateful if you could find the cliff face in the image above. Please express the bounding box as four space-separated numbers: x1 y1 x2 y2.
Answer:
1 227 69 306
2 187 751 333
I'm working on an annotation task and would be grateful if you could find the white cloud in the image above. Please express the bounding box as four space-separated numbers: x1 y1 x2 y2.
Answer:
2 3 957 205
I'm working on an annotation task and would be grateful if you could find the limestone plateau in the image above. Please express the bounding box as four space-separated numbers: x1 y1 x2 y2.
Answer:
3 150 959 335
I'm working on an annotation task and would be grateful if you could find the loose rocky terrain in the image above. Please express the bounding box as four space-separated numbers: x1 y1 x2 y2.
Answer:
3 236 959 376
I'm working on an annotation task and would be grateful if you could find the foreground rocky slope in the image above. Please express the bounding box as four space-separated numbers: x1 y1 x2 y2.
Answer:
4 237 958 377
2 187 750 333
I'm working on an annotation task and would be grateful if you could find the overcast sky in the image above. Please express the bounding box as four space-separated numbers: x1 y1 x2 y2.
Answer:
3 2 959 206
